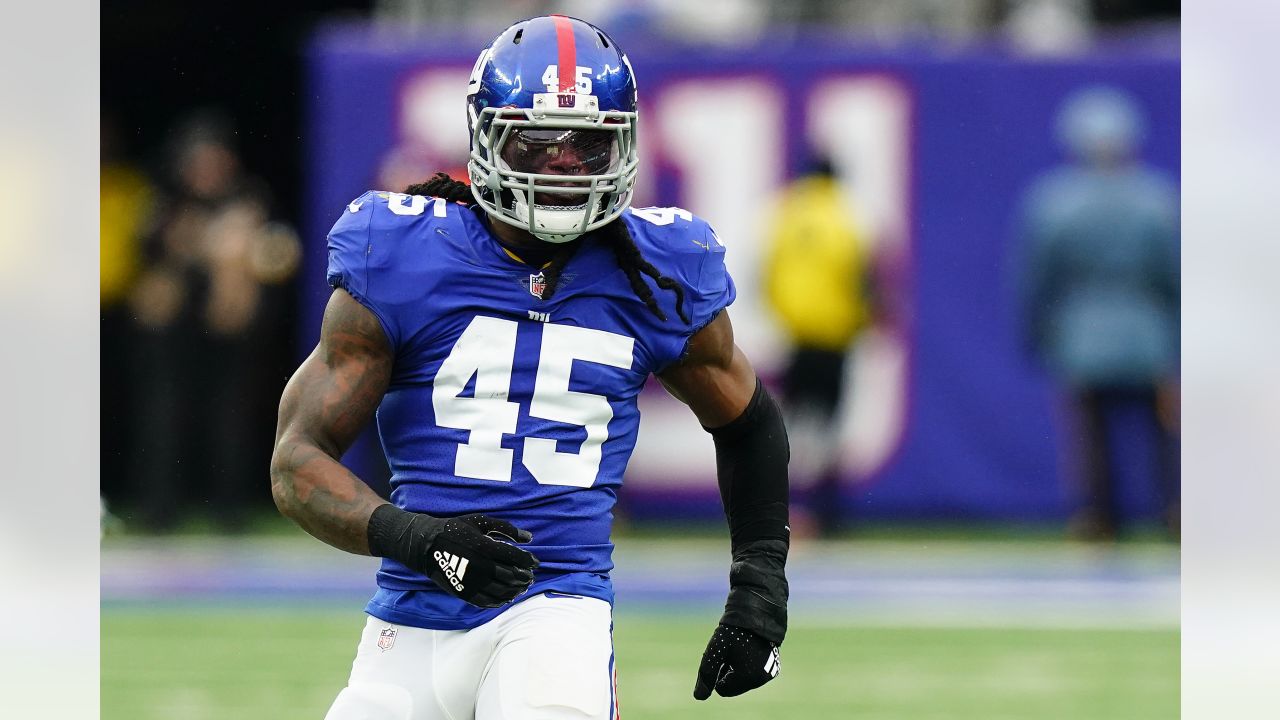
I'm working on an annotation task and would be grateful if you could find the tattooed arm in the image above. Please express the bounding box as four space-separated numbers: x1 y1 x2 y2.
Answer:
270 289 539 604
270 289 394 555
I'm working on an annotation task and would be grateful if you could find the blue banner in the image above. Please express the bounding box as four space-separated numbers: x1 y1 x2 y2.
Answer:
305 25 1178 523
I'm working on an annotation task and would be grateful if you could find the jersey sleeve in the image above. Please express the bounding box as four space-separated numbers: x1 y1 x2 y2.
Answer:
632 211 738 371
683 220 737 334
325 191 403 348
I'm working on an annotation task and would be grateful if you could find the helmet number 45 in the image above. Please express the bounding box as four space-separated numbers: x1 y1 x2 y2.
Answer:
542 64 593 94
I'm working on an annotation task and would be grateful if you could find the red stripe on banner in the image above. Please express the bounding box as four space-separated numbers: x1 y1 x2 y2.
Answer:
552 14 576 92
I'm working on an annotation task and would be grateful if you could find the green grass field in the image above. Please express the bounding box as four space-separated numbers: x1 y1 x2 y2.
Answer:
102 607 1178 719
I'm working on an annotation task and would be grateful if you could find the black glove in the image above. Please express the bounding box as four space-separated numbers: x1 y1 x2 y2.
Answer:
693 538 788 700
693 624 781 700
367 504 539 608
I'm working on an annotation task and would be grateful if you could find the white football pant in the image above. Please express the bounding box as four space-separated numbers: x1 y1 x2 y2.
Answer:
325 592 618 720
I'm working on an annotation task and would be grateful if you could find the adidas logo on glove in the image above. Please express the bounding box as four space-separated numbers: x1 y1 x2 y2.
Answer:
763 647 781 678
434 550 470 592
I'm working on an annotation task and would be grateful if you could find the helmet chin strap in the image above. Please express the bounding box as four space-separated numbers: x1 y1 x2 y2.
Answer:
534 230 582 244
511 194 598 244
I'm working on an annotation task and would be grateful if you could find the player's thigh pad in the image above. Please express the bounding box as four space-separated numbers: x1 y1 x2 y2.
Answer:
328 615 490 720
477 594 615 720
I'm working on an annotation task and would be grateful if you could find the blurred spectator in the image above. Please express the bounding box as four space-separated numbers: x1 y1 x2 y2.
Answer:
126 111 301 531
1015 86 1179 541
763 157 876 538
1004 0 1092 55
101 116 155 507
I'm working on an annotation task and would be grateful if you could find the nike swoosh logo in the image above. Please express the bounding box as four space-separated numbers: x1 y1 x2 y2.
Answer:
348 200 364 213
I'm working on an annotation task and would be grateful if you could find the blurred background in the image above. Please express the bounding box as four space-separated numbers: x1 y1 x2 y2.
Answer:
101 1 1180 718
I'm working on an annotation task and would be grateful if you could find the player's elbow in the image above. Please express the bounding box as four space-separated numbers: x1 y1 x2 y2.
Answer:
269 439 304 521
268 468 293 521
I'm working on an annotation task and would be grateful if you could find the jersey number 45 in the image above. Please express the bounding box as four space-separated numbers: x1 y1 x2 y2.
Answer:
433 316 634 489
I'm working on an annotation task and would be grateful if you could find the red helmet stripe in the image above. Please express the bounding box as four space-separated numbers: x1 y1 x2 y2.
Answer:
552 14 577 92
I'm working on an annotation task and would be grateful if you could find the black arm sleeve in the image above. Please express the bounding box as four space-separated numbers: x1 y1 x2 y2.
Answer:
705 377 790 643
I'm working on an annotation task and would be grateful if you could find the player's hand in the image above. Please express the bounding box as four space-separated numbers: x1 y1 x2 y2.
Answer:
693 538 788 700
692 624 781 700
367 505 539 608
421 514 540 608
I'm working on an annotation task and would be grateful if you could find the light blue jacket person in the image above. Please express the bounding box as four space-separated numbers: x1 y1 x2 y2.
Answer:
1018 86 1179 388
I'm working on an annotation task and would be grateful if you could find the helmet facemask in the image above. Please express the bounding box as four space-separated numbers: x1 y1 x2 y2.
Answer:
469 94 638 243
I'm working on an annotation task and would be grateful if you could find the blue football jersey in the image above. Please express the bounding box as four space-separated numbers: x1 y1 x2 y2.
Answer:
325 191 735 629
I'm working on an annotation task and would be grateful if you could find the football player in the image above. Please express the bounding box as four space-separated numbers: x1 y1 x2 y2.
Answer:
271 15 789 719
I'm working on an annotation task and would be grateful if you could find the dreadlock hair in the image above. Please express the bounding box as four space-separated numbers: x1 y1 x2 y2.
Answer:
404 173 689 324
404 173 473 205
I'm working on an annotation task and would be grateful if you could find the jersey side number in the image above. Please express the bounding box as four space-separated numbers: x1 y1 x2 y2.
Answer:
432 317 634 488
631 206 693 227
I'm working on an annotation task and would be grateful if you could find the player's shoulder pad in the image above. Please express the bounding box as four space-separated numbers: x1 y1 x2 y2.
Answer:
329 190 461 242
327 189 469 274
620 206 735 333
326 190 469 346
621 205 725 259
621 205 728 286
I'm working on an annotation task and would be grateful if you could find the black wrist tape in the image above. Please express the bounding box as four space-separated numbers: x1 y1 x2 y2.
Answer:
707 378 790 548
367 503 438 562
721 538 789 643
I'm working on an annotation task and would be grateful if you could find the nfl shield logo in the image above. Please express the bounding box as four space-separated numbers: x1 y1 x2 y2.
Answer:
377 627 397 652
529 271 547 299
